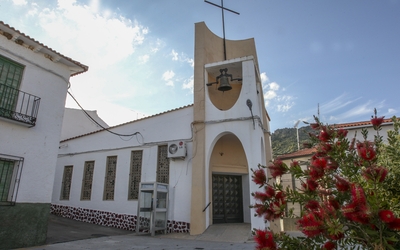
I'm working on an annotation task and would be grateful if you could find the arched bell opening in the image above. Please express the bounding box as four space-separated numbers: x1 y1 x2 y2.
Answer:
208 133 250 224
205 61 243 111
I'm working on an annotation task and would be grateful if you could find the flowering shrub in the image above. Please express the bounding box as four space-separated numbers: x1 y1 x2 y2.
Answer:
252 110 400 250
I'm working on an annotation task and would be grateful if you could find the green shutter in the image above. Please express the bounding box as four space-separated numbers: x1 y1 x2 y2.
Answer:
0 55 24 113
0 159 14 202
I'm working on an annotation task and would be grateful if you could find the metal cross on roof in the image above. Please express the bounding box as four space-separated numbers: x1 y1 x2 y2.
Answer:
204 0 240 60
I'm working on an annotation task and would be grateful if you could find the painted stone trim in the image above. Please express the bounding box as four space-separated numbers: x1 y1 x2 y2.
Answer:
50 204 190 233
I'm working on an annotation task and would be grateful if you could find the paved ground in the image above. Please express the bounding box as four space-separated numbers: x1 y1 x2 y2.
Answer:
15 215 256 250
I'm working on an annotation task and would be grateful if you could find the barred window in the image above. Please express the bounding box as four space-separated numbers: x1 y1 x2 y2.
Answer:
157 145 169 184
60 166 73 200
103 156 117 200
81 161 95 200
128 151 142 200
0 154 23 205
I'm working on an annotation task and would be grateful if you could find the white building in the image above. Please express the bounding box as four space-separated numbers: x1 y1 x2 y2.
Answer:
0 21 88 249
51 22 274 235
60 108 109 141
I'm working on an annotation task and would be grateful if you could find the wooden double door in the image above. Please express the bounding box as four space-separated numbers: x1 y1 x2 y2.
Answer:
212 174 243 223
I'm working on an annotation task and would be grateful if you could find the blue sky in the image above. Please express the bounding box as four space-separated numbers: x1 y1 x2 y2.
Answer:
2 0 399 132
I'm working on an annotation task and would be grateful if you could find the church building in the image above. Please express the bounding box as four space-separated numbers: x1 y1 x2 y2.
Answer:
52 22 273 235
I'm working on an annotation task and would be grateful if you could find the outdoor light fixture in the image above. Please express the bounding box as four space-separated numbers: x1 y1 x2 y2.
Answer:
206 68 242 92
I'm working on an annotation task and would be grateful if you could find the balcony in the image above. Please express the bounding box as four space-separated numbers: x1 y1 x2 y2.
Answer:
0 83 40 127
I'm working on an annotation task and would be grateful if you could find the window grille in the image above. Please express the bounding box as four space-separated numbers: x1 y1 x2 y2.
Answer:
103 156 117 200
0 154 23 205
0 55 40 126
157 145 169 184
81 161 95 200
128 151 143 200
60 166 73 200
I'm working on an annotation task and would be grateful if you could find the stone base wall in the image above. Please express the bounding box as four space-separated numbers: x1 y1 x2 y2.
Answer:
0 203 50 249
50 204 190 233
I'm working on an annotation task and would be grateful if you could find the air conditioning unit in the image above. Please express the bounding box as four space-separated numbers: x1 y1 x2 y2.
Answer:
167 141 186 159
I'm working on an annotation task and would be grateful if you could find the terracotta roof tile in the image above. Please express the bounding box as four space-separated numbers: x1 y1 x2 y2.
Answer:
277 147 317 160
334 118 392 128
0 21 88 76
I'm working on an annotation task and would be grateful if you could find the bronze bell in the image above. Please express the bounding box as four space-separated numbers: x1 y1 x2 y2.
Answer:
218 74 232 91
217 68 232 92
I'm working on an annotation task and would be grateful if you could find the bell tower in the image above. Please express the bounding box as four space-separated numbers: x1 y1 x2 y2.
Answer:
190 22 275 235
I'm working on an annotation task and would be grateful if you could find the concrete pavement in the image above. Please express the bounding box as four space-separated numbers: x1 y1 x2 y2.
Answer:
15 215 256 250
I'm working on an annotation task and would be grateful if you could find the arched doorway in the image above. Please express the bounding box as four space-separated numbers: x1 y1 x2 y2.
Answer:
209 133 248 224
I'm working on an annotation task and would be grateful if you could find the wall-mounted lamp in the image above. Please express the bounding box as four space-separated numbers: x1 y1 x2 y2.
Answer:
206 68 242 92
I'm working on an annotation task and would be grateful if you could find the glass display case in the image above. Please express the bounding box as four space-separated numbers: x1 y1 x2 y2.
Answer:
136 182 169 236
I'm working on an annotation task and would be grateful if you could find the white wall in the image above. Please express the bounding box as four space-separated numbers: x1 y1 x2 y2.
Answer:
0 35 74 203
60 108 109 141
204 57 267 230
54 106 194 222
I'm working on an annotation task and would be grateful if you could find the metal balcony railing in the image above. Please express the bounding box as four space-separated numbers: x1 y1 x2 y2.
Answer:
0 83 40 127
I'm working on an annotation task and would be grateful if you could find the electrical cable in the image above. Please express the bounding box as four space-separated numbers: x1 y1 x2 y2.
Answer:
67 90 142 138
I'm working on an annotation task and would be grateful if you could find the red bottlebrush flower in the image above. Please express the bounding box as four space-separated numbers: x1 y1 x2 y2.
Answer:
298 213 324 237
319 130 331 142
254 229 277 250
290 160 300 168
253 203 268 217
275 191 286 204
342 202 357 219
362 166 388 183
265 185 276 198
379 210 396 223
323 241 336 250
320 143 333 153
270 201 284 218
304 200 320 211
328 232 344 241
263 208 275 221
371 116 384 128
302 178 319 192
342 202 370 224
253 191 271 202
336 128 348 138
357 141 376 161
310 123 320 130
268 159 287 178
253 169 266 186
309 165 325 180
334 175 350 192
328 199 340 210
350 184 367 205
387 218 400 230
312 157 327 169
326 157 339 170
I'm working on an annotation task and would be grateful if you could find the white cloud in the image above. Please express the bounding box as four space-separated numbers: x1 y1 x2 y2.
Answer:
139 54 149 64
260 72 269 83
182 76 194 93
269 82 279 91
171 50 179 61
169 49 193 67
277 103 293 112
12 0 27 5
186 58 194 68
35 0 148 69
163 70 175 86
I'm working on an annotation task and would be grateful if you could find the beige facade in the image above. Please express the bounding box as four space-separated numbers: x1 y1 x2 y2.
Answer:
190 22 273 235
